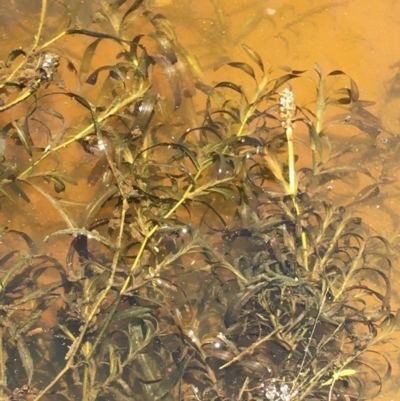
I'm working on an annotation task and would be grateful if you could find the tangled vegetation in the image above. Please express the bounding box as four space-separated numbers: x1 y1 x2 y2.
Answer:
0 1 398 400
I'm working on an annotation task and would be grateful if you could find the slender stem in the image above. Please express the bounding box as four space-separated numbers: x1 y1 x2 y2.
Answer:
237 74 269 137
17 88 148 180
90 165 218 358
0 330 5 401
33 195 128 400
0 87 37 112
82 353 90 401
33 304 98 401
121 168 204 294
86 193 128 358
219 327 280 369
38 30 68 51
286 125 296 195
33 0 48 50
312 84 325 174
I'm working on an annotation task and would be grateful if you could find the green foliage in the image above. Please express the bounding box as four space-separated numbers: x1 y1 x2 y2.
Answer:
0 1 397 401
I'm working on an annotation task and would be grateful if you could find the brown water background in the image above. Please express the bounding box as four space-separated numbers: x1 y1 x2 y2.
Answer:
1 0 400 399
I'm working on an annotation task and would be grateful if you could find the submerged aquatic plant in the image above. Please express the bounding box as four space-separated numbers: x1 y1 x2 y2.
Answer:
0 1 398 401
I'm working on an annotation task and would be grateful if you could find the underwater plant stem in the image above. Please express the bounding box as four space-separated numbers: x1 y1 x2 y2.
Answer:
33 301 100 401
333 242 365 302
0 29 65 93
82 359 90 401
300 231 309 271
38 30 68 50
311 107 324 174
121 163 246 291
0 331 5 401
34 295 114 400
312 85 325 174
315 86 324 135
291 285 328 395
87 295 122 361
280 89 309 269
18 87 149 180
88 169 210 363
286 125 296 195
0 87 37 112
0 59 28 90
18 123 94 179
238 377 250 400
220 327 280 370
237 74 269 137
33 200 128 400
33 0 47 50
86 198 128 359
122 172 202 288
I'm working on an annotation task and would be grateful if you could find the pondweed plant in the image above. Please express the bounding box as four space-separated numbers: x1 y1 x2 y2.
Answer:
0 0 398 400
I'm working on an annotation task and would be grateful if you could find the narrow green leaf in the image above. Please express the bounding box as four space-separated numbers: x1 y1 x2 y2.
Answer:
79 38 102 81
11 120 33 157
152 54 181 109
121 0 145 26
149 31 177 65
223 62 256 80
44 228 117 250
16 338 33 384
80 184 118 227
8 181 30 203
66 28 129 44
6 229 37 253
112 307 154 322
241 43 264 73
5 49 26 67
86 65 125 86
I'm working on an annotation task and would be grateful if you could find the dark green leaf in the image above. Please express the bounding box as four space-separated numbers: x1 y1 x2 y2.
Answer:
152 54 181 109
327 70 359 102
121 0 145 26
149 31 177 65
135 142 199 171
128 34 145 65
16 336 34 384
214 81 245 95
222 61 256 80
6 230 37 253
241 43 264 73
143 11 176 42
52 176 66 193
224 282 268 327
86 65 125 86
80 184 119 227
11 120 33 157
0 257 30 289
271 73 300 92
301 118 322 154
133 91 157 132
5 49 26 67
79 38 102 81
112 307 154 322
66 28 130 44
44 228 117 250
8 181 30 203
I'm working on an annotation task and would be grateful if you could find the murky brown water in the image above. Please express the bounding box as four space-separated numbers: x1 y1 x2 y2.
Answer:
1 0 400 400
